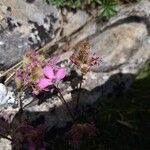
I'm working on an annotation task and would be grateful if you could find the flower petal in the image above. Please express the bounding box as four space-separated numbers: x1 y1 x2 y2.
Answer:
43 66 54 79
55 68 66 81
37 78 52 89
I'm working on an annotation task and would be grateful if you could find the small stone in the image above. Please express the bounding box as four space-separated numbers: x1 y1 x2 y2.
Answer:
0 138 11 150
0 84 15 108
18 45 23 48
0 83 7 104
0 5 7 14
0 41 4 45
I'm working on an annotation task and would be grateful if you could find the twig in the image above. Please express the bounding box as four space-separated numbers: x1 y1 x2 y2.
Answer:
22 98 37 109
0 133 12 141
5 72 15 85
0 61 22 78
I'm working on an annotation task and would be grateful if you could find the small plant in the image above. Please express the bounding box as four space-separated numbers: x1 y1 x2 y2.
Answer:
0 113 47 149
15 51 45 94
66 123 98 148
70 42 100 111
97 0 117 19
46 0 64 6
0 42 100 149
46 0 139 19
12 122 47 150
15 50 74 121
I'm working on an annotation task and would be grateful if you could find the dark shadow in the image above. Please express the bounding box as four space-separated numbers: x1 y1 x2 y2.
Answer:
1 70 149 149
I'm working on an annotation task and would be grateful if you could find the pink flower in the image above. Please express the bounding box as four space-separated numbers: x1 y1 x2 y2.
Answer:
70 42 101 74
37 78 52 89
55 68 66 81
37 65 66 92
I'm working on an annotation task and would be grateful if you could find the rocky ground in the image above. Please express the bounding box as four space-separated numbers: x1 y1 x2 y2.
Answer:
0 0 150 149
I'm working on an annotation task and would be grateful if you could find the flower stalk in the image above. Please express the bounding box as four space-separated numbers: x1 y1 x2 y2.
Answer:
54 85 75 121
17 89 24 124
70 42 101 113
76 74 83 112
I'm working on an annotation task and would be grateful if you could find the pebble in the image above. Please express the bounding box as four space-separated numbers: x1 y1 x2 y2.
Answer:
0 83 15 108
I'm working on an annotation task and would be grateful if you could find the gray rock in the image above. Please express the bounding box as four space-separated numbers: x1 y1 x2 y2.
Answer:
0 138 11 150
0 83 7 105
0 0 90 69
0 0 60 68
0 83 15 108
0 33 29 69
62 9 89 36
90 22 149 72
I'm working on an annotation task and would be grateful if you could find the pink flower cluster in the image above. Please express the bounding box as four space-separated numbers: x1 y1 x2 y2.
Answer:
15 51 66 95
70 42 101 74
15 42 100 94
36 65 66 94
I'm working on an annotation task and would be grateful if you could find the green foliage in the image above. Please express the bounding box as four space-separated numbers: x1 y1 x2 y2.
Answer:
45 0 117 19
97 0 117 19
46 0 64 6
45 0 140 19
45 0 83 8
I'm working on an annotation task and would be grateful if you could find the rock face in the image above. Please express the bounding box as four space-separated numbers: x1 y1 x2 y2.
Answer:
90 23 148 72
0 0 90 69
0 0 60 68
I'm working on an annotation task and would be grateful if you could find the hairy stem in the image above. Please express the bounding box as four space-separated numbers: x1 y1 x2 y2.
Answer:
17 90 24 124
76 74 83 111
54 85 75 121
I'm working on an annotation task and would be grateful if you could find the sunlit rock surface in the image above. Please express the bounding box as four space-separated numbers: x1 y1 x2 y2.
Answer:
0 83 15 108
0 0 90 69
0 138 11 150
